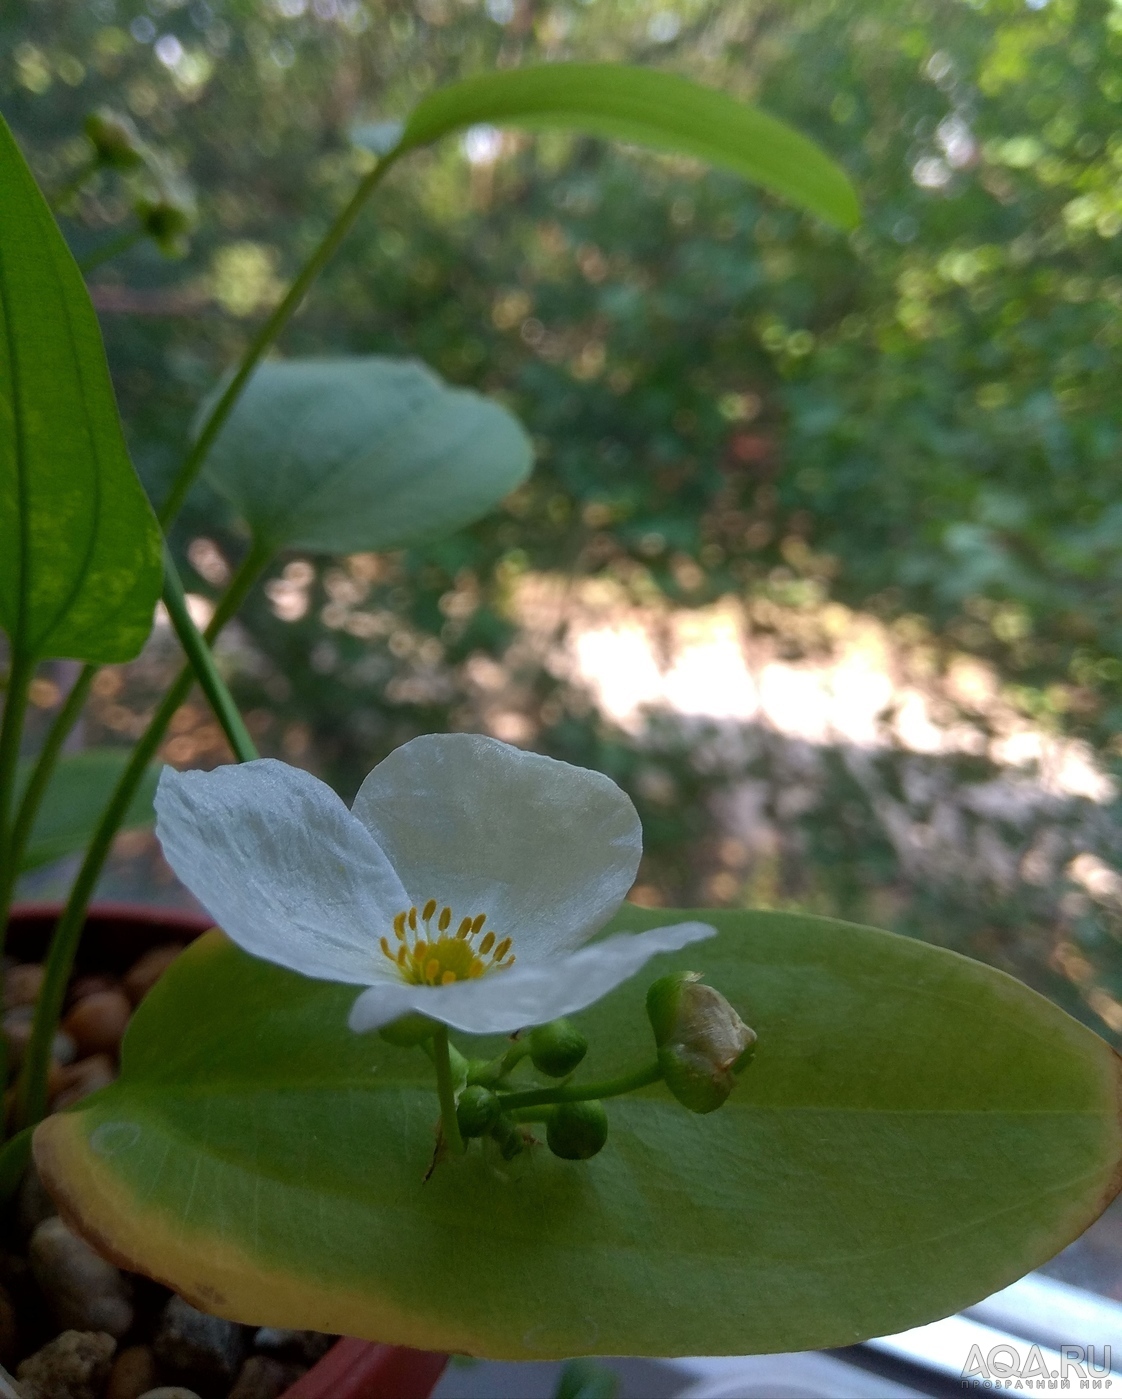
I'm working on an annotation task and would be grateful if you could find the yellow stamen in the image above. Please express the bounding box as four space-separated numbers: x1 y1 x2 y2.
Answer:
382 902 517 988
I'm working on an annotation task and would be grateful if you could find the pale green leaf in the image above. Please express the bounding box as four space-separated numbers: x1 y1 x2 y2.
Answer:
34 908 1120 1358
17 750 158 873
200 357 533 553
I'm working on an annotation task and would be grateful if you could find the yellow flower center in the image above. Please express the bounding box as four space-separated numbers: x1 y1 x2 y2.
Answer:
379 899 515 986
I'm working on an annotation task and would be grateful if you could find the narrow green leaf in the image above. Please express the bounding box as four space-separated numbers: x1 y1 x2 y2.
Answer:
34 909 1121 1358
396 65 859 229
200 356 533 553
16 750 158 873
0 114 161 663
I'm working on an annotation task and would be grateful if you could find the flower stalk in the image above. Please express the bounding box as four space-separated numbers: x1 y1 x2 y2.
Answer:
432 1027 466 1156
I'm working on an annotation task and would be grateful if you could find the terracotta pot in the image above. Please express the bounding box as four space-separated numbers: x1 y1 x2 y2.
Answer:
7 902 449 1399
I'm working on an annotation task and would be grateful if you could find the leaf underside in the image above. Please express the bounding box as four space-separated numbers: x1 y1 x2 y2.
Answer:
200 356 533 553
35 907 1122 1359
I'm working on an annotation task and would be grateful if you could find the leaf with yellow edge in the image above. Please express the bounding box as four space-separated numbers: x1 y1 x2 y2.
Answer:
34 907 1122 1358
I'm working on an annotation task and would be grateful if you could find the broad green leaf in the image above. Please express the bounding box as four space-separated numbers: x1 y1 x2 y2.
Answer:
200 357 533 553
16 750 158 874
395 65 860 230
0 115 161 664
34 908 1121 1358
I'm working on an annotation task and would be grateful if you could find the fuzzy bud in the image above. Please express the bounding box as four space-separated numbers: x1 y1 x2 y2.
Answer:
546 1100 609 1160
646 972 756 1114
528 1018 588 1077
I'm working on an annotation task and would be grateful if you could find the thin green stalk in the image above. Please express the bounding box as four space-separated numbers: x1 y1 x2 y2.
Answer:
157 148 402 528
78 224 144 274
5 145 404 889
15 547 268 1130
0 650 37 933
5 665 95 901
161 547 258 763
496 1061 663 1112
433 1027 466 1156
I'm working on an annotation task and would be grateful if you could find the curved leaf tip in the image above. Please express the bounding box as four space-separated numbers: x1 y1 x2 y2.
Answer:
398 64 860 230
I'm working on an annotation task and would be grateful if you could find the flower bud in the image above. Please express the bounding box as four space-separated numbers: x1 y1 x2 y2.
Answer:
135 182 197 255
456 1085 501 1139
489 1113 527 1161
85 109 146 170
646 972 756 1114
528 1018 588 1077
546 1100 609 1160
378 1012 436 1047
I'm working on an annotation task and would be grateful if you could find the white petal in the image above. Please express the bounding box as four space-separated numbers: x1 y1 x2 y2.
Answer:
350 733 642 960
348 920 715 1035
155 760 408 984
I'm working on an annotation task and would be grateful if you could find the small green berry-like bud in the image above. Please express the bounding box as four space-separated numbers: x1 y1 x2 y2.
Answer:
547 1100 609 1160
378 1013 436 1047
646 972 756 1114
135 182 197 255
490 1113 527 1161
85 108 146 169
529 1018 588 1077
456 1085 501 1139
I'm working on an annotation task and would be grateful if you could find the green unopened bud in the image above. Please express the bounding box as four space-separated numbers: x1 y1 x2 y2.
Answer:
646 972 756 1114
529 1018 588 1077
378 1012 436 1047
135 183 197 255
547 1100 609 1160
490 1113 527 1161
456 1085 501 1138
85 108 146 169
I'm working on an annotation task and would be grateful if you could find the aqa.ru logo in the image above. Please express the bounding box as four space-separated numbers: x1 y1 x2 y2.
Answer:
962 1344 1113 1391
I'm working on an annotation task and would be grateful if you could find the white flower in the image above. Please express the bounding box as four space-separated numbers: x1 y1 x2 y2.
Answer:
154 733 715 1035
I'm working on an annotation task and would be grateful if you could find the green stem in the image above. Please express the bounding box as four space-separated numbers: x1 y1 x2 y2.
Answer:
14 546 268 1130
156 148 402 529
161 547 258 763
500 1038 533 1074
78 224 144 273
0 650 37 934
433 1027 466 1156
5 665 96 910
497 1061 663 1112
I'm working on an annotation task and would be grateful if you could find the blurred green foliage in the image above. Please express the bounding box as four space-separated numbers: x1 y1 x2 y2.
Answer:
7 0 1122 1031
